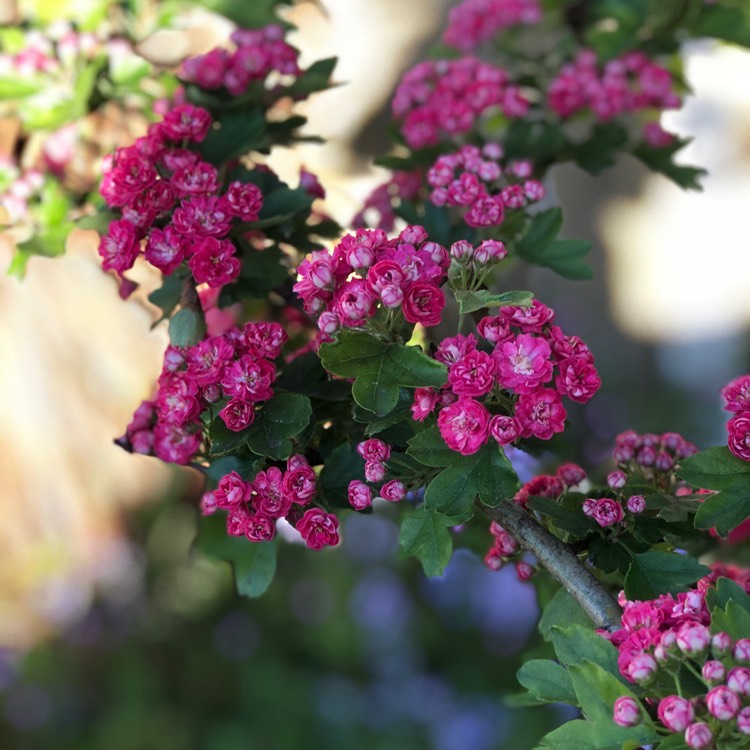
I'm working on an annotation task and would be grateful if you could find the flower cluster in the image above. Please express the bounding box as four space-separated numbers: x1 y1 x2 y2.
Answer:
392 57 528 149
607 575 750 748
347 438 408 510
119 321 286 465
412 299 600 455
548 49 681 127
293 225 450 338
180 25 300 95
427 143 544 227
201 455 340 550
0 161 44 224
98 103 263 284
443 0 542 51
484 521 535 580
721 374 750 462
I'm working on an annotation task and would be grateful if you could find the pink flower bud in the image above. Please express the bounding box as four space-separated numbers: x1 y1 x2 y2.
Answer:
661 629 678 649
484 547 504 571
348 480 372 511
515 561 534 581
318 311 340 334
613 696 641 727
676 622 711 656
364 460 386 483
613 443 635 462
626 494 646 514
685 722 712 749
654 450 674 471
658 695 694 732
702 660 726 685
380 480 406 502
706 685 740 720
607 470 627 489
450 239 474 262
495 530 518 556
630 653 658 684
473 239 507 264
735 638 750 663
380 284 404 308
636 445 657 467
654 644 670 664
200 491 218 515
557 463 586 486
738 706 750 734
592 497 624 527
489 414 520 445
712 631 733 655
357 438 390 462
582 498 597 516
727 667 750 696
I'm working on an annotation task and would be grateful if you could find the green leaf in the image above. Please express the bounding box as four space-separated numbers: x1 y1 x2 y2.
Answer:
245 393 312 460
76 209 118 233
148 274 183 321
571 123 628 175
690 5 750 48
516 660 577 705
632 139 706 191
354 389 413 435
208 415 255 456
257 186 313 224
678 446 750 535
319 331 447 416
424 444 520 516
407 425 462 468
549 624 621 678
234 244 290 297
711 599 750 640
453 289 533 315
526 496 597 539
588 536 631 574
569 660 640 722
168 307 207 347
707 577 750 615
502 119 566 161
536 718 657 750
199 109 268 163
539 587 594 640
624 551 709 600
515 208 562 253
318 442 365 508
275 351 352 402
284 57 337 97
196 513 276 598
202 455 261 483
399 506 454 577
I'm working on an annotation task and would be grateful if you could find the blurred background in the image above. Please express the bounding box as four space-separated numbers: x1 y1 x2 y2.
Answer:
1 1 750 748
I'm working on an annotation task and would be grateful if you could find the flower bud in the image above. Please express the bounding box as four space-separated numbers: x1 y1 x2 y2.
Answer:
348 480 372 511
317 311 340 334
658 695 694 732
701 660 726 685
626 494 646 514
200 491 218 515
734 638 750 663
484 547 504 571
613 696 641 727
607 470 627 489
711 631 732 655
515 561 534 581
380 480 406 502
582 498 597 516
364 460 386 483
727 667 750 696
738 706 750 735
706 685 741 720
684 722 712 750
450 240 474 262
557 463 586 486
676 622 711 656
630 653 658 685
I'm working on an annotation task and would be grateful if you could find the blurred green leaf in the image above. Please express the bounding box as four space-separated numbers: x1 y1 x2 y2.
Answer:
168 307 206 347
623 550 709 600
453 289 533 315
399 505 455 577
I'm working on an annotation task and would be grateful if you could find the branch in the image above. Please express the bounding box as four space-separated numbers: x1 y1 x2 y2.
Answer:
477 500 622 632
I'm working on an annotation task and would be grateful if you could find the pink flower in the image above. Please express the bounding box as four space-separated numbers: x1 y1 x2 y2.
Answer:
171 162 219 197
701 660 726 685
557 463 586 486
495 334 553 394
613 696 641 727
215 471 248 509
380 480 407 502
712 631 732 654
555 356 601 403
159 104 212 142
223 181 263 221
684 723 712 750
706 685 740 720
357 439 391 463
501 299 554 332
243 321 287 360
582 498 597 516
727 412 750 461
738 707 750 735
448 349 497 396
296 508 340 550
227 505 251 536
200 491 217 515
477 315 512 344
219 399 255 431
484 547 504 570
465 195 504 227
626 495 646 514
722 374 750 413
726 666 750 695
252 467 291 519
515 561 534 581
348 480 373 511
402 283 446 327
607 470 627 489
333 278 376 327
364 461 386 483
494 530 518 555
144 225 187 274
99 219 141 273
676 622 710 656
283 465 317 504
411 388 439 421
592 498 624 528
435 334 477 364
153 422 201 464
244 513 276 542
627 652 657 684
489 414 521 445
188 236 240 287
515 388 567 440
473 239 507 264
735 638 750 662
221 356 275 402
658 695 694 732
437 396 491 455
367 260 405 295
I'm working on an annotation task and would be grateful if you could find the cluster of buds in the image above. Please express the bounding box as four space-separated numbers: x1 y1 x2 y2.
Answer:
201 455 340 550
721 374 750 462
347 438 407 510
392 57 528 149
427 144 544 228
0 161 44 225
443 0 542 51
484 521 535 581
351 170 422 233
512 462 586 506
608 575 750 748
118 321 286 465
413 299 600 455
548 49 681 127
293 225 450 341
180 26 300 95
98 103 264 285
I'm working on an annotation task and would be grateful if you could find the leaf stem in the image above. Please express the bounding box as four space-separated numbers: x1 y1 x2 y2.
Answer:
476 499 622 631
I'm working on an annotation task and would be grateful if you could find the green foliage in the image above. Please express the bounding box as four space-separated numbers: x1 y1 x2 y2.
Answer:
423 444 520 516
538 587 594 639
632 138 706 191
318 442 366 508
319 331 447 417
513 208 593 280
708 578 750 639
196 513 276 598
285 57 338 98
549 624 621 678
688 2 750 48
570 123 628 175
677 446 750 535
526 496 597 540
399 505 456 577
536 718 657 750
199 109 269 163
168 307 207 347
623 550 709 600
246 394 312 460
516 659 577 704
453 289 533 315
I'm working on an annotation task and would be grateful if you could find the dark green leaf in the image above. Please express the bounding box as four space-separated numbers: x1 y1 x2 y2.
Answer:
208 415 255 456
527 496 597 539
711 599 750 640
678 446 750 535
275 351 352 401
399 506 454 577
453 289 533 315
202 455 262 483
571 123 628 175
318 442 365 508
549 624 621 678
199 109 268 163
632 139 706 191
516 660 577 705
407 425 463 468
624 551 709 600
284 57 337 97
246 393 312 460
539 587 594 639
148 274 183 320
588 536 631 574
707 577 750 615
168 307 206 347
569 660 640 722
536 718 657 750
690 5 750 48
319 331 447 416
502 119 566 161
424 444 520 516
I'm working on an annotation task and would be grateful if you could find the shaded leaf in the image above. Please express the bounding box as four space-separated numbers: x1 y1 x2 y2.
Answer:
399 506 454 577
624 551 709 600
